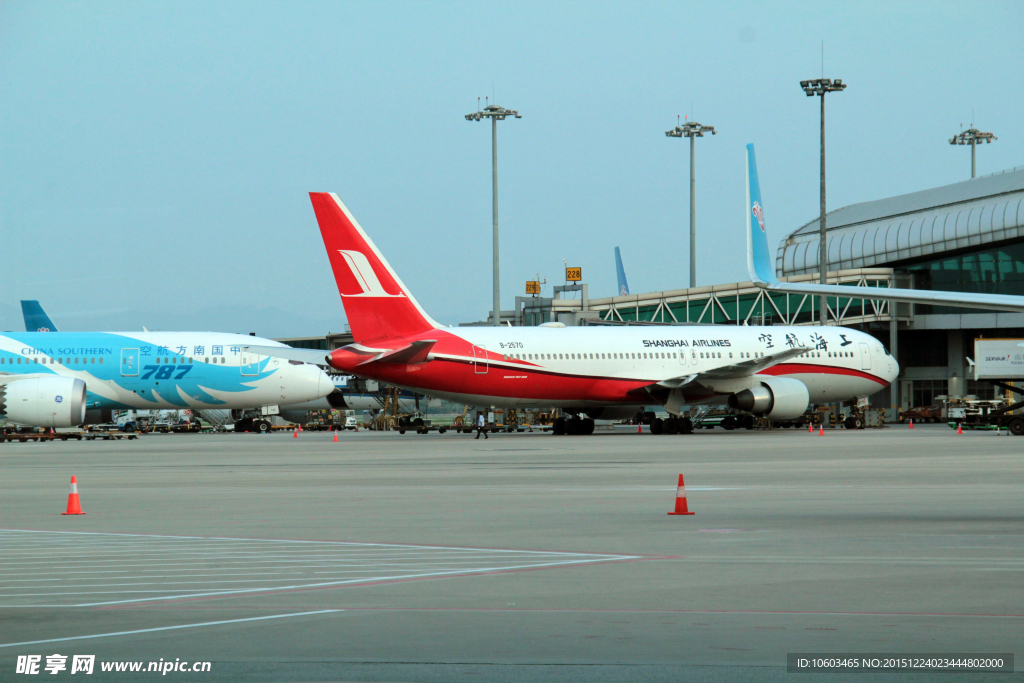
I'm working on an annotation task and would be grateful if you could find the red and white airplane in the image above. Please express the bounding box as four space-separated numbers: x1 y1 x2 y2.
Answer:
248 147 922 434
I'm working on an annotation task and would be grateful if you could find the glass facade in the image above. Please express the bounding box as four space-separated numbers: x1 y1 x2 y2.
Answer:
911 380 948 408
900 241 1024 313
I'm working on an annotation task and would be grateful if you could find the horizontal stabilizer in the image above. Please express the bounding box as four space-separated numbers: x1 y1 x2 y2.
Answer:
744 143 1024 313
240 345 331 366
357 340 436 366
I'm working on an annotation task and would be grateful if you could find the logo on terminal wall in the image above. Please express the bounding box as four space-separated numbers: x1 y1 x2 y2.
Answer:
55 396 63 403
337 250 405 298
752 202 765 233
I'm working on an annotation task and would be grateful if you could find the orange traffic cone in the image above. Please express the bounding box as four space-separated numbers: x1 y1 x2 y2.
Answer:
637 423 643 434
819 425 825 436
909 419 914 429
957 423 963 434
333 432 338 443
61 476 85 515
292 429 298 438
808 422 813 433
667 474 695 516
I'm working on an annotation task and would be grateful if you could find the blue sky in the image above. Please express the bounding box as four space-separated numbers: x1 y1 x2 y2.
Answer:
1 0 1021 336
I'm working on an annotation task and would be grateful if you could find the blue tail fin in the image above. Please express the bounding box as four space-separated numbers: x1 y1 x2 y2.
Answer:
745 144 777 284
21 300 58 332
614 247 630 296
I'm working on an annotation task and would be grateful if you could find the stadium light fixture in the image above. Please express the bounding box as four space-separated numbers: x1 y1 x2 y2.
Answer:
949 127 997 179
465 101 522 325
801 77 847 325
666 120 716 289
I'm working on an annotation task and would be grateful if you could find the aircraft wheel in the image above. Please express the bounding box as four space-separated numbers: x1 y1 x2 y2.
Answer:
722 416 736 431
552 418 566 435
650 418 664 435
663 418 678 435
678 417 694 434
582 418 595 435
566 419 582 435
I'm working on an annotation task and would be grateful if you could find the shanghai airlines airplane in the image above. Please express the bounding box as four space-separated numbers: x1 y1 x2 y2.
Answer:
249 144 1024 435
0 331 332 428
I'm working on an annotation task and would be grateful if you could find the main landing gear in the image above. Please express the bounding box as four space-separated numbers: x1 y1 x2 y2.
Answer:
649 416 694 435
552 416 595 435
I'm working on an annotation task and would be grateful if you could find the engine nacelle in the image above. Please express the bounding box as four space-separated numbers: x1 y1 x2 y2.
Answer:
0 377 87 427
727 376 809 420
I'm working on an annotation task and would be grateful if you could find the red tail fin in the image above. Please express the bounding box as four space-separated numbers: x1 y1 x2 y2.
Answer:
309 193 440 343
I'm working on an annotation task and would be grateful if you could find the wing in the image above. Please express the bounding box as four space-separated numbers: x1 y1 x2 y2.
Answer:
0 373 50 386
240 345 331 366
653 345 808 388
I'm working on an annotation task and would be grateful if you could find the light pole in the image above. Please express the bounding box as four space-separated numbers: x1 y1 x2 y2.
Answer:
466 102 521 326
801 78 846 326
950 127 997 179
666 120 716 289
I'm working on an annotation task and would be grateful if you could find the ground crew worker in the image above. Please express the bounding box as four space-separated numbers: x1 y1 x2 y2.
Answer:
475 413 488 440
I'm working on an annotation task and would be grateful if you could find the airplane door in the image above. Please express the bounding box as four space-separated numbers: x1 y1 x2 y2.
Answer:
121 348 139 377
689 348 698 366
858 343 872 371
240 352 260 376
473 345 488 374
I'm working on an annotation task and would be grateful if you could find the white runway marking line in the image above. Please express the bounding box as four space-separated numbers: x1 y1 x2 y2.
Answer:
0 530 638 607
0 610 342 648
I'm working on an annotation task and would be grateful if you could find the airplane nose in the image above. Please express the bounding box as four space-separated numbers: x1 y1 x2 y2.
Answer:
282 363 333 403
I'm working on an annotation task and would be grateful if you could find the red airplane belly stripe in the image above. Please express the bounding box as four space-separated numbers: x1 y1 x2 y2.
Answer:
760 363 888 386
358 357 653 402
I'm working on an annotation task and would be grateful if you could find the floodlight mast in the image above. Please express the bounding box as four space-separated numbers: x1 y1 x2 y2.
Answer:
465 102 522 326
666 120 716 289
800 77 847 326
949 127 997 179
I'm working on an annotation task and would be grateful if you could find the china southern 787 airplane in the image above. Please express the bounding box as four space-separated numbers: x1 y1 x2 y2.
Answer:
249 144 1024 435
0 330 332 428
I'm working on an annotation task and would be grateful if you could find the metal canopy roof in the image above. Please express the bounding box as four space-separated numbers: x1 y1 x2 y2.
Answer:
778 166 1024 276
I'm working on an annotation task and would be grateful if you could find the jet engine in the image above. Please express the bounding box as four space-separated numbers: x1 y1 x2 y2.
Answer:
0 377 87 427
727 376 809 420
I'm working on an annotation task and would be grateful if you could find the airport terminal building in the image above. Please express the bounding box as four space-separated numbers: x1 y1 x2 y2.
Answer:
499 166 1024 411
777 165 1024 409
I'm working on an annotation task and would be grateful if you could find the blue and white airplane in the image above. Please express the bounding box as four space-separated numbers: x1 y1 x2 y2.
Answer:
0 331 332 428
15 302 413 425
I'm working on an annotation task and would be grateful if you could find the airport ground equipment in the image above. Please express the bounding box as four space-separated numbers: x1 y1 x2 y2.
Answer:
964 338 1024 435
945 398 1018 433
901 404 943 424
